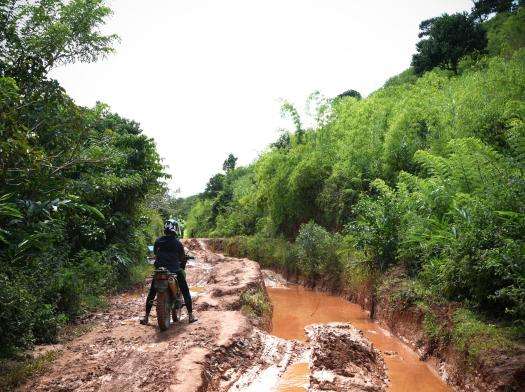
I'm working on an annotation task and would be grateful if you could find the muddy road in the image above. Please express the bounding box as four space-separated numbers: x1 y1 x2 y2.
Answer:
22 240 443 391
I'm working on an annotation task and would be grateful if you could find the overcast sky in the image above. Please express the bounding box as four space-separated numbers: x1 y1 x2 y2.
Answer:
51 0 473 197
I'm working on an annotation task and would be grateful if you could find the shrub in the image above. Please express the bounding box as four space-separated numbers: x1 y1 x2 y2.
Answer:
240 288 271 318
452 308 515 364
296 221 342 286
0 277 35 357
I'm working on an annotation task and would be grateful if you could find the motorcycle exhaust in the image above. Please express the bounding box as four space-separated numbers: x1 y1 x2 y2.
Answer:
168 276 180 296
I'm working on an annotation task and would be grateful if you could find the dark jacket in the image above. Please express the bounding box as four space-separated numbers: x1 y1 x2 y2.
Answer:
153 235 186 273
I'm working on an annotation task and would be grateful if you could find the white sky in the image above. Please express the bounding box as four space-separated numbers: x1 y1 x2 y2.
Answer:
52 0 473 197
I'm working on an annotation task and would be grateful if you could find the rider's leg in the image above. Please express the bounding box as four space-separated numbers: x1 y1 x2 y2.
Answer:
140 279 156 324
176 270 197 323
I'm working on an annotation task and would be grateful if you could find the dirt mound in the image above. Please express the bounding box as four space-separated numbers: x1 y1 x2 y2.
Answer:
306 323 388 392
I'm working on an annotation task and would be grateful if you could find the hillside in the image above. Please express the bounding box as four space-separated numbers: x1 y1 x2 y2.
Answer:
183 4 525 385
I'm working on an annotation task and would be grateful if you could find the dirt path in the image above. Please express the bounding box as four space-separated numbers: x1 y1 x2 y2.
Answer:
22 239 386 392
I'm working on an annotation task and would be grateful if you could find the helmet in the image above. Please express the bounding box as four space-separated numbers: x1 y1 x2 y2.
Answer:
164 219 181 236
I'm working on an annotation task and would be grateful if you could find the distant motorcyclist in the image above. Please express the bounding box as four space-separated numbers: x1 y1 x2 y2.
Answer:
139 219 197 324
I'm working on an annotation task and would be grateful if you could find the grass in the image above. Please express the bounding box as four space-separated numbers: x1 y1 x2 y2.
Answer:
0 350 60 390
451 308 518 365
240 288 271 318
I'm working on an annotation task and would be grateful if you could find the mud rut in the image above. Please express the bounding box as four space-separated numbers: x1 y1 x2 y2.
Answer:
21 239 388 392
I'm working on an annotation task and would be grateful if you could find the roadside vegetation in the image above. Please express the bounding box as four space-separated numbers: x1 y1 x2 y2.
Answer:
185 1 525 367
0 0 168 359
240 288 271 319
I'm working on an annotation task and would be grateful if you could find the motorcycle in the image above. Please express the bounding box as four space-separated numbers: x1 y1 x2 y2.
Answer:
153 267 184 331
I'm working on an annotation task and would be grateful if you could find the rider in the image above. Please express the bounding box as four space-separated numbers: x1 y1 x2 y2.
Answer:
139 219 197 325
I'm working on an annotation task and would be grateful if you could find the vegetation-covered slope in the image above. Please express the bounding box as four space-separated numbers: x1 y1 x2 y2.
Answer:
185 2 525 365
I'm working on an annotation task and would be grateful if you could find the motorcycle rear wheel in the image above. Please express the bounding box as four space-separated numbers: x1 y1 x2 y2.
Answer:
156 291 172 331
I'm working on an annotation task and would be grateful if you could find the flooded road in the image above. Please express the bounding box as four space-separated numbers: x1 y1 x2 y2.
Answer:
268 285 450 392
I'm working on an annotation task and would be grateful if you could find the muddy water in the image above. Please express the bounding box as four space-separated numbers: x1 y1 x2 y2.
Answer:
269 285 451 392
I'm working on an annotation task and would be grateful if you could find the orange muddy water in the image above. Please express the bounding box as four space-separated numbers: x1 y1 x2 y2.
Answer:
269 285 451 392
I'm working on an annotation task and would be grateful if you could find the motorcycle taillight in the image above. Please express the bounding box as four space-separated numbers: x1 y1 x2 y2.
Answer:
156 274 169 280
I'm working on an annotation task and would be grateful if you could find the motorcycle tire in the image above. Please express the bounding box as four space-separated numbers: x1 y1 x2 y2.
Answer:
156 291 172 331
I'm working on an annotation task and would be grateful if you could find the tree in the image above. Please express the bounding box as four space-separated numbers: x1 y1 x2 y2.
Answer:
271 131 291 150
336 89 362 100
471 0 519 21
222 153 238 172
0 0 117 88
204 173 225 199
0 1 167 355
411 13 487 75
281 101 305 143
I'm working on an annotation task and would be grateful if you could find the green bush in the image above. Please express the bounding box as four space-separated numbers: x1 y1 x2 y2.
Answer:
0 277 35 357
33 305 67 344
295 221 342 286
240 288 271 318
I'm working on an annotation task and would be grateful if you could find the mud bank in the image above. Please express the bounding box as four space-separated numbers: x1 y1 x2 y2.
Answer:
369 279 525 392
21 239 385 392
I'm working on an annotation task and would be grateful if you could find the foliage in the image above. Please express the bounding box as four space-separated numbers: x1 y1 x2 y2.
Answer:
222 153 238 172
0 0 165 357
295 221 342 285
411 13 487 75
471 0 518 21
451 308 516 363
0 350 60 390
240 288 271 318
184 44 525 324
349 180 400 272
486 6 525 56
185 199 214 237
383 68 418 88
336 89 362 100
0 0 118 86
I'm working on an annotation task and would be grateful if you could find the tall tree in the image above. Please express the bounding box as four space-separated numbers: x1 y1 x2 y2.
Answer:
222 153 238 173
336 89 362 100
0 0 117 87
204 173 225 199
471 0 519 21
411 13 487 75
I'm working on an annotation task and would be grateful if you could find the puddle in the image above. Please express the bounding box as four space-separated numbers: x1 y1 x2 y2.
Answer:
190 286 206 298
276 362 310 391
269 285 450 392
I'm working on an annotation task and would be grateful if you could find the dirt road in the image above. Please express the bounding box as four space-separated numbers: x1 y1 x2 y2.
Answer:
21 239 386 392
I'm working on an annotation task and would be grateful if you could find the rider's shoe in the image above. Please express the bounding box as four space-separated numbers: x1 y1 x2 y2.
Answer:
188 313 198 323
139 316 149 325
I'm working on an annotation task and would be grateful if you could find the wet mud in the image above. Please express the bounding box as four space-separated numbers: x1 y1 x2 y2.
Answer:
22 240 451 392
269 285 451 392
